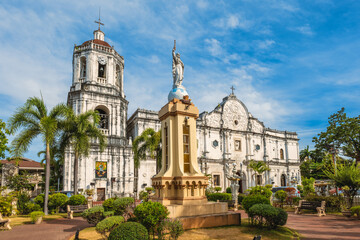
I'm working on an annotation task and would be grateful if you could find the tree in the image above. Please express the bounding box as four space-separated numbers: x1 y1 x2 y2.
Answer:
300 145 311 162
0 119 10 159
8 97 67 215
313 108 360 164
248 160 270 186
132 128 161 172
60 108 106 195
323 161 360 208
6 173 33 193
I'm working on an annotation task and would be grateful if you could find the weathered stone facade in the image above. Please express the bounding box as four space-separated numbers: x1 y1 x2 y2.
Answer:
63 29 134 200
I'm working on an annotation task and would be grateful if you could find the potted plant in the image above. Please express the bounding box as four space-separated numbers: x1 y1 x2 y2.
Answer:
85 189 94 200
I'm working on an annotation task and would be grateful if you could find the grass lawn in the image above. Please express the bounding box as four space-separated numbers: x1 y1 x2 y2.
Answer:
71 219 301 240
7 213 67 227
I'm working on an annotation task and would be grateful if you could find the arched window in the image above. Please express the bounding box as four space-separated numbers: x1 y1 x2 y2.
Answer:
280 149 284 160
281 174 286 186
95 107 109 129
183 124 190 173
80 57 86 78
98 63 106 78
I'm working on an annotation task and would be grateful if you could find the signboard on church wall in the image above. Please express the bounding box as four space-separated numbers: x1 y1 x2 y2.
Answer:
95 161 107 178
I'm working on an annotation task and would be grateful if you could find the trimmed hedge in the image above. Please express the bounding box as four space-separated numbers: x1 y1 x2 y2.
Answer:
82 206 105 225
96 216 124 236
103 198 116 211
108 222 148 240
238 194 246 205
247 186 272 199
207 193 232 202
248 204 288 229
350 206 360 219
113 197 134 216
242 194 270 213
30 211 44 223
68 194 87 206
134 201 169 236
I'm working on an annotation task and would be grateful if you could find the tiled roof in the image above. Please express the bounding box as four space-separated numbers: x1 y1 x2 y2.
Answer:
81 39 111 48
0 157 43 169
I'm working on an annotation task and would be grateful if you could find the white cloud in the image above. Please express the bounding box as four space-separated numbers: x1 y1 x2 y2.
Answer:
214 14 253 30
204 38 223 57
294 24 314 36
256 39 275 49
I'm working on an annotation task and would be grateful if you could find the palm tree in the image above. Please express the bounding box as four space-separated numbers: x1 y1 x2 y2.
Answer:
300 145 311 162
132 128 162 171
248 160 271 186
60 108 106 195
8 97 67 215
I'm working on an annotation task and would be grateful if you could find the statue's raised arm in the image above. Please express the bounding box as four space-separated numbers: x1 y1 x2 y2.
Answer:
172 40 184 87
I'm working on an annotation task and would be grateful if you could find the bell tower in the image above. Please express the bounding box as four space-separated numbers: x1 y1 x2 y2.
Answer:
64 19 133 199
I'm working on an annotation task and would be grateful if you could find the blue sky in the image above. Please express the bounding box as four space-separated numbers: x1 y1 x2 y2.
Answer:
1 0 360 161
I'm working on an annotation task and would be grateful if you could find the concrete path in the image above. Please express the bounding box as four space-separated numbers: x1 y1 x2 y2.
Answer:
0 217 91 240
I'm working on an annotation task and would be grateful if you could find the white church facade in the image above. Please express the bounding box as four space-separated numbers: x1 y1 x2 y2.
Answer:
63 26 301 201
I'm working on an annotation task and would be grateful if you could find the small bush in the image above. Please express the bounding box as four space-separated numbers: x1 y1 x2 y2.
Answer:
96 216 124 237
68 194 86 206
145 187 154 192
238 194 246 205
25 202 42 213
30 211 45 223
34 194 44 207
134 201 169 236
164 218 184 240
350 206 360 219
226 187 232 193
292 197 301 205
247 186 272 199
104 211 115 218
139 191 149 202
17 192 31 214
304 195 344 212
248 204 288 229
49 193 68 213
0 195 13 216
103 198 116 211
214 187 222 192
108 222 148 240
207 193 232 202
265 184 273 189
274 190 287 207
242 194 270 213
82 206 105 225
113 197 134 216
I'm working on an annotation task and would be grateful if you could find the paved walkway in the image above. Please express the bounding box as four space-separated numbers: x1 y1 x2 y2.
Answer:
286 212 360 240
0 217 91 240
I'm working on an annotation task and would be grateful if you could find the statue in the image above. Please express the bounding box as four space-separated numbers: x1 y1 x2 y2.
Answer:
225 162 242 210
172 40 184 87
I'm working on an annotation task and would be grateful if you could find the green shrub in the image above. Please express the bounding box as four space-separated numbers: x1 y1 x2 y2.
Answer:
103 198 116 211
265 184 273 189
0 195 13 216
292 197 301 205
82 206 105 225
242 194 270 213
25 202 42 213
238 194 246 205
96 216 124 237
207 193 232 202
139 190 149 202
274 190 287 207
109 222 148 240
34 194 44 207
30 211 45 223
164 218 184 240
17 192 31 214
113 197 134 216
145 187 154 192
304 195 344 212
104 211 115 218
226 187 232 193
68 194 86 206
247 186 272 199
214 187 222 192
248 204 288 229
302 177 315 196
134 201 169 236
49 193 68 213
350 206 360 219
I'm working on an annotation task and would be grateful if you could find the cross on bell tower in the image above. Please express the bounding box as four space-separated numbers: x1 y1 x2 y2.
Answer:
230 86 235 95
95 8 104 31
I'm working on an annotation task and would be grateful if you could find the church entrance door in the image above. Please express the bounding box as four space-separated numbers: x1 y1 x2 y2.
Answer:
97 188 105 201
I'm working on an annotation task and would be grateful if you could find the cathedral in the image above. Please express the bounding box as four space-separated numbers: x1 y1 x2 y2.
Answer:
63 26 301 201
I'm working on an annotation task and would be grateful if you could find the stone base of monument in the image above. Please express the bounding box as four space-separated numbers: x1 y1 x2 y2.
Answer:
179 212 241 230
166 202 228 218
